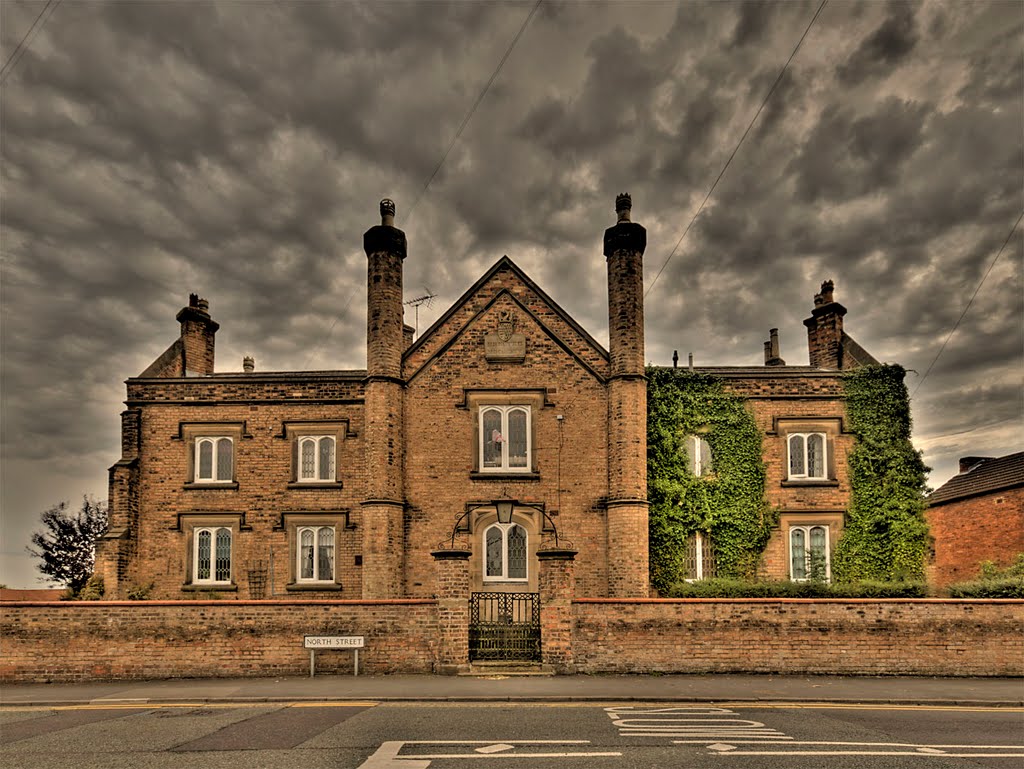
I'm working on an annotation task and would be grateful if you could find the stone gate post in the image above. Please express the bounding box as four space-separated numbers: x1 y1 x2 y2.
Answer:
538 548 578 674
431 548 471 675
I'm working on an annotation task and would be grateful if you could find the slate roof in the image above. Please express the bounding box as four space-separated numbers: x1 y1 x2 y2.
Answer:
928 452 1024 506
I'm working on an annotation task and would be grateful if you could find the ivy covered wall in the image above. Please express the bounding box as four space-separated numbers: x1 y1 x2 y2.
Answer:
647 368 773 593
833 364 930 581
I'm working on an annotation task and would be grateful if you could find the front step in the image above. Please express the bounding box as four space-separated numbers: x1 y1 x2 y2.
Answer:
461 661 554 677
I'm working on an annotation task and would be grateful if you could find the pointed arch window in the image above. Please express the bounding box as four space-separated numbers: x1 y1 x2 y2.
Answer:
297 525 335 582
483 522 528 582
194 437 234 483
193 526 232 584
788 433 827 480
298 436 336 482
479 406 531 473
790 525 830 581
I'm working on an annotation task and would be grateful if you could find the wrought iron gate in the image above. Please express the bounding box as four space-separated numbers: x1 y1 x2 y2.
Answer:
469 592 541 661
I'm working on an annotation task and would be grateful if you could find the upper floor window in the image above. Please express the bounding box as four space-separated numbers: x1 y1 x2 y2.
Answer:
483 522 528 581
790 525 830 581
683 531 716 580
297 525 335 582
480 406 531 473
194 526 232 584
195 437 233 483
685 435 713 477
297 436 336 483
788 433 827 480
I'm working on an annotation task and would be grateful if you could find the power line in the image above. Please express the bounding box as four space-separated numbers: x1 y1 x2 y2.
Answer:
911 209 1023 398
405 0 543 225
0 0 61 86
645 0 829 298
303 2 542 369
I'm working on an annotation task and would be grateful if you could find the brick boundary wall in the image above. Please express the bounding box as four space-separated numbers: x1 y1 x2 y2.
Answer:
0 600 437 683
572 599 1024 677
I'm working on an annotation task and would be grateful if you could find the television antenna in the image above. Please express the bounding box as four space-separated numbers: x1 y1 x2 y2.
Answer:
404 287 437 338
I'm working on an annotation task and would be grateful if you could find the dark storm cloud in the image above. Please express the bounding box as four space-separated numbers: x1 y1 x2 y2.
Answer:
836 0 919 85
1 0 1021 586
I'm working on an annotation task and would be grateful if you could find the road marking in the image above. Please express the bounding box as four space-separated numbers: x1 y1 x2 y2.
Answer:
358 741 622 768
476 744 515 753
701 740 1024 757
606 706 793 742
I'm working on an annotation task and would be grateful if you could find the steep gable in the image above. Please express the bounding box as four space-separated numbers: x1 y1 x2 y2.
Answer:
403 256 609 384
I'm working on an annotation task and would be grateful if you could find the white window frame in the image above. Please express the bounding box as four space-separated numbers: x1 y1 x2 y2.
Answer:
789 525 831 582
684 531 715 581
194 436 234 483
686 435 712 477
192 526 233 585
482 522 529 583
296 525 336 583
479 405 532 473
787 432 828 480
296 435 336 483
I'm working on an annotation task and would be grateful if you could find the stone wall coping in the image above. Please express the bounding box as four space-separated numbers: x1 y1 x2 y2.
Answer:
1 599 437 608
574 597 1024 605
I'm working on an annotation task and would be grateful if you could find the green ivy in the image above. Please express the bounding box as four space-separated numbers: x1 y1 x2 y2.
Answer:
832 364 930 581
647 368 774 593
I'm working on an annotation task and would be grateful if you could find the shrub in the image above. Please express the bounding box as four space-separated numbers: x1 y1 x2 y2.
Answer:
126 582 155 600
76 574 105 601
664 578 927 598
947 578 1024 599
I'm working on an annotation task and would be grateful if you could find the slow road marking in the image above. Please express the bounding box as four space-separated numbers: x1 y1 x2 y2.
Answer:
358 741 621 768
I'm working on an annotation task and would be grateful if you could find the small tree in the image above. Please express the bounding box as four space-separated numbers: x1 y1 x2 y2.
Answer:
26 497 108 592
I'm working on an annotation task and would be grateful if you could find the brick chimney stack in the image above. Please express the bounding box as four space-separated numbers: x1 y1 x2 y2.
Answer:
764 328 785 366
603 192 649 597
362 198 407 599
803 280 848 369
176 294 219 376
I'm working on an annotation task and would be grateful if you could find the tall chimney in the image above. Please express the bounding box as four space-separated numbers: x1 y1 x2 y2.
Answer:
176 294 219 376
764 328 785 366
361 198 407 599
803 280 847 369
603 192 649 598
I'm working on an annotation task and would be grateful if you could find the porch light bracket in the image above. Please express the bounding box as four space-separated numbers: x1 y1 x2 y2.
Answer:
439 499 566 550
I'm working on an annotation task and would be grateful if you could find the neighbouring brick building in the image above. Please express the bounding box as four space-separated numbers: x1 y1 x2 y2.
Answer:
95 195 880 605
926 452 1024 586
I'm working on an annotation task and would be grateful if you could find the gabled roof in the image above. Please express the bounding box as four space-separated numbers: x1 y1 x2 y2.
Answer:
403 255 609 382
928 452 1024 506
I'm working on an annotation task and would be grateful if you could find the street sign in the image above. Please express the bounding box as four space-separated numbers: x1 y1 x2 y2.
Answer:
304 635 364 649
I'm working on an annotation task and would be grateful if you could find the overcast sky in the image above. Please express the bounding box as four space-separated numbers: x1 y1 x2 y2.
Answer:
1 0 1021 588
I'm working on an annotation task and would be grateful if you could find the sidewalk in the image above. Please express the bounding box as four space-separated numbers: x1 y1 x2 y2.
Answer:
2 674 1021 707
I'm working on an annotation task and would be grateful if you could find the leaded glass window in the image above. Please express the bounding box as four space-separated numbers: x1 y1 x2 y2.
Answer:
483 522 529 581
790 525 830 581
479 406 531 472
194 526 231 584
297 436 336 482
787 433 827 480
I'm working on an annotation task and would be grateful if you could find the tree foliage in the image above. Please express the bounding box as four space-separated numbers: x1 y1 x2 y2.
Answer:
832 365 930 581
647 368 774 593
27 497 109 592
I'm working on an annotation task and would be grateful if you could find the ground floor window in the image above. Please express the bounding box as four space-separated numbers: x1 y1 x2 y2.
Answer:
790 525 830 581
683 531 716 580
297 525 335 582
194 526 232 584
483 522 528 582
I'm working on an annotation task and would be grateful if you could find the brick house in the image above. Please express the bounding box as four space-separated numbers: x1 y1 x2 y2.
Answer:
95 195 879 606
926 452 1024 586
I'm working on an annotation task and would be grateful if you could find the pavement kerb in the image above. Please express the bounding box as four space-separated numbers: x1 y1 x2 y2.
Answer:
2 696 1022 708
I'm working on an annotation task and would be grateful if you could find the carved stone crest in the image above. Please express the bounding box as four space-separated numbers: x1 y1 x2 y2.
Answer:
497 310 516 342
485 309 526 363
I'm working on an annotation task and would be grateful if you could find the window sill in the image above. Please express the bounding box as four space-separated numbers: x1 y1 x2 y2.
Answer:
287 481 343 490
482 579 530 584
181 583 238 592
781 479 839 488
285 582 343 592
470 471 540 481
184 482 239 490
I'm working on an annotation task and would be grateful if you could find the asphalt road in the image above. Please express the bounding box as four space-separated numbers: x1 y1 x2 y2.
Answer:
2 702 1021 768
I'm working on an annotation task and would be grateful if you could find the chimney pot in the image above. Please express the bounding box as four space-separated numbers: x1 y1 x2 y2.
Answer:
615 192 632 222
380 198 396 227
243 356 255 373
